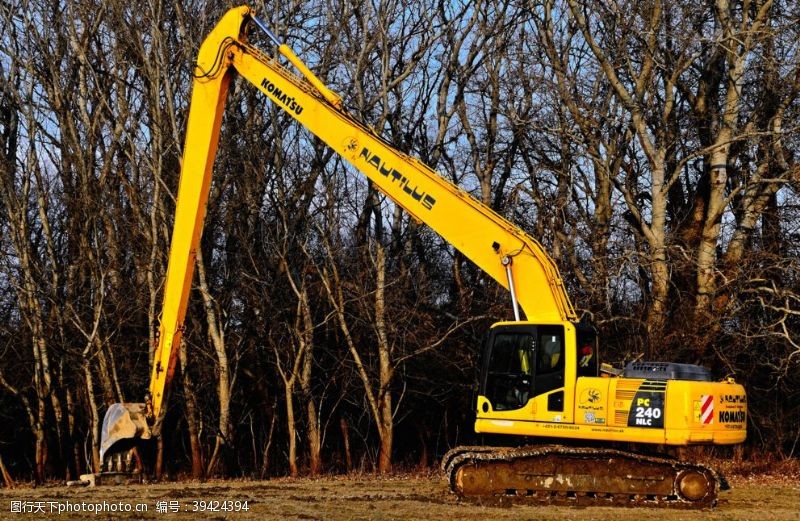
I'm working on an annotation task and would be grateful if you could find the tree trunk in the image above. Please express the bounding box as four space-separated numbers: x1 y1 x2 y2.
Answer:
34 402 46 484
197 250 232 476
318 237 392 475
65 389 81 478
374 243 393 473
0 453 14 488
155 438 164 480
179 341 204 479
340 417 353 473
83 362 101 473
282 252 321 476
305 399 321 476
260 402 277 479
377 399 393 474
284 384 298 477
298 289 321 476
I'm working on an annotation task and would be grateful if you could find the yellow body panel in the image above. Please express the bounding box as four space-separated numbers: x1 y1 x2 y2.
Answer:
476 373 746 446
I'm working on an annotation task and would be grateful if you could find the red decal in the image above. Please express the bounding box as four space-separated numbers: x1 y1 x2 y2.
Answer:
700 395 714 424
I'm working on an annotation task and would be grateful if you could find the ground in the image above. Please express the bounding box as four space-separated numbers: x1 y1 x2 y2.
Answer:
0 469 798 520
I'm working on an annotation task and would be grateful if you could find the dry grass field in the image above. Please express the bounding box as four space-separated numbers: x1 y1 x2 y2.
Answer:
1 465 798 521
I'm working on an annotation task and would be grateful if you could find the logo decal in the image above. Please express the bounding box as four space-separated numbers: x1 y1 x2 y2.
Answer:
358 147 436 210
580 388 601 405
260 78 304 115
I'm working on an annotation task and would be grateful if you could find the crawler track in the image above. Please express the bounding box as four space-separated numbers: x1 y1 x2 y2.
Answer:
442 445 726 508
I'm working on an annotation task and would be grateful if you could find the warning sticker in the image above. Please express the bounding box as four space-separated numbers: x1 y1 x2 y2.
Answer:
699 395 714 424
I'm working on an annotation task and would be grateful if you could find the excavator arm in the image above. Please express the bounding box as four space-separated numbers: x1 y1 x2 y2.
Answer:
100 5 575 459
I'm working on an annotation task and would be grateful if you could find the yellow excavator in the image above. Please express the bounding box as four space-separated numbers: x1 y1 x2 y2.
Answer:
98 6 747 506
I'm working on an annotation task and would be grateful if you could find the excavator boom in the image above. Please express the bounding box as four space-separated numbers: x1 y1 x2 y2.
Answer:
100 5 577 456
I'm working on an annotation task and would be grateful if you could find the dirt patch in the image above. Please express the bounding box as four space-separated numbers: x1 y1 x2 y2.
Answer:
0 473 797 520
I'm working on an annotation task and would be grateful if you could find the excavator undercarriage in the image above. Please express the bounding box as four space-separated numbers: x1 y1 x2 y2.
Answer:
442 445 725 508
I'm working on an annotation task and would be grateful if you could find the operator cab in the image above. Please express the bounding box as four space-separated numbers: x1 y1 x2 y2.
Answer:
479 322 597 412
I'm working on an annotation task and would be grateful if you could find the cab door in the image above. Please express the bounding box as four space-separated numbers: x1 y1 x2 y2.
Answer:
480 324 566 414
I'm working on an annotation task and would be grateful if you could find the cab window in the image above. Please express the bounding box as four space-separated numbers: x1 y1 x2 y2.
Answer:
533 326 565 399
485 332 533 411
538 333 563 373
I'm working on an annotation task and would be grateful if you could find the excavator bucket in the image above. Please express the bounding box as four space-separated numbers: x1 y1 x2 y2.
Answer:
99 403 152 461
